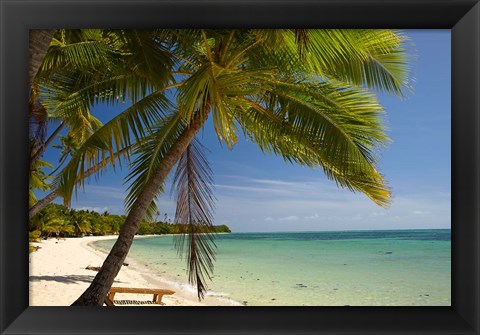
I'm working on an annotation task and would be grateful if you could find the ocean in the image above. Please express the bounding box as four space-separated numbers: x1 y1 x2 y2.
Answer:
93 229 451 306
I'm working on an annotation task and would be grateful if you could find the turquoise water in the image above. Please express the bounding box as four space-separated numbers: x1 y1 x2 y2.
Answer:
94 229 451 306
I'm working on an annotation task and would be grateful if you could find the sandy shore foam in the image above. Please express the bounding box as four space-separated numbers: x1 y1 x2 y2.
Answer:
29 235 239 306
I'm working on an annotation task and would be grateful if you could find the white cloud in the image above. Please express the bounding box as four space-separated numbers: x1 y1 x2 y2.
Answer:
412 210 431 215
214 183 293 195
370 212 386 217
278 215 299 221
208 176 451 232
75 206 110 214
247 178 298 187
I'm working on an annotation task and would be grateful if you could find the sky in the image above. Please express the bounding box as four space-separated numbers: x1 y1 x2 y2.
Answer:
37 30 451 232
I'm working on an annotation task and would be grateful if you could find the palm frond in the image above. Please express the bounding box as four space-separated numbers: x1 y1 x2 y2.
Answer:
30 159 53 207
236 107 391 207
301 29 411 95
124 112 185 221
119 30 176 94
171 139 216 299
246 29 410 96
234 80 391 206
260 79 389 163
37 29 114 76
52 90 172 206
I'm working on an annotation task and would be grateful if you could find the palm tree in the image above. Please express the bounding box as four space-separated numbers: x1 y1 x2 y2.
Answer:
66 29 410 305
29 29 174 217
29 145 134 219
29 157 52 207
70 211 91 236
29 30 56 87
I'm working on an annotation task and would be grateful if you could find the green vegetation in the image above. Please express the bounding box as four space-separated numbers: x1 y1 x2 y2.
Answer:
29 204 231 238
29 230 42 253
28 29 410 304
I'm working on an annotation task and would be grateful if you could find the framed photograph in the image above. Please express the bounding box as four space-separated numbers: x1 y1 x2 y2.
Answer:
1 0 479 334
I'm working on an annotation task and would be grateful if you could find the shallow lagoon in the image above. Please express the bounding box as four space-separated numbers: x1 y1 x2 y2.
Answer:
95 229 451 306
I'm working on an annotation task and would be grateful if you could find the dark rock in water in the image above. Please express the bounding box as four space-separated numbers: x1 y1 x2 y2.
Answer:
385 252 393 254
343 264 347 265
242 301 248 306
257 278 260 280
333 288 338 291
424 294 430 296
271 298 276 300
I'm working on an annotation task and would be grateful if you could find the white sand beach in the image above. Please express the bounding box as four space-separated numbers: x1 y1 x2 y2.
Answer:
29 235 236 306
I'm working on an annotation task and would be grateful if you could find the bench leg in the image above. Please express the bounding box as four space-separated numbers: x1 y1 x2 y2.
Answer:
154 294 165 305
108 292 115 302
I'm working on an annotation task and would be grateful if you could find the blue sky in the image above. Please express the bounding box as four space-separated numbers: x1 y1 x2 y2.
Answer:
38 30 451 232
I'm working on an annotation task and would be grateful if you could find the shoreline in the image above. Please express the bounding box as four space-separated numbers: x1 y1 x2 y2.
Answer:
29 235 239 306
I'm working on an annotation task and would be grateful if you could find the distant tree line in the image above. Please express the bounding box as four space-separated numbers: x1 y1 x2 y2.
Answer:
29 204 231 242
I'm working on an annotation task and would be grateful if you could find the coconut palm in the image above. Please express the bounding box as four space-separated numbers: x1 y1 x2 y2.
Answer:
29 29 175 217
29 145 135 219
29 30 56 87
29 156 52 207
64 29 410 305
40 211 75 238
69 210 92 236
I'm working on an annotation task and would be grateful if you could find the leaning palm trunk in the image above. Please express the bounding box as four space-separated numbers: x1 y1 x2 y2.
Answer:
71 113 206 306
29 30 55 87
29 189 60 219
30 121 65 168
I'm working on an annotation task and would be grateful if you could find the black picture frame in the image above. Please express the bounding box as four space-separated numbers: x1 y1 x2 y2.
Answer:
1 1 479 334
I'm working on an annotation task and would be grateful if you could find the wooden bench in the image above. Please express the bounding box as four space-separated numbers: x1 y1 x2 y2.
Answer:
106 287 175 305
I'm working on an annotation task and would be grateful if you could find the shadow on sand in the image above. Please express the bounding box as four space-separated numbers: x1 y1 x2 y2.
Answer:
29 275 95 284
29 275 130 285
